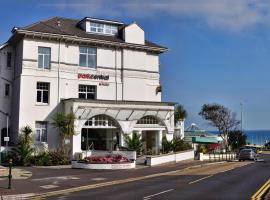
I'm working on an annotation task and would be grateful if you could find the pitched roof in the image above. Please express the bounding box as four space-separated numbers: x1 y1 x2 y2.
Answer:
17 16 166 50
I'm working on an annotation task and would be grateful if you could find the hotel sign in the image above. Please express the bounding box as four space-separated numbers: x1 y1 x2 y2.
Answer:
78 73 109 80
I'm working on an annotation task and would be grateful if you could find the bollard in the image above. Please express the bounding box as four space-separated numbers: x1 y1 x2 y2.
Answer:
8 159 12 189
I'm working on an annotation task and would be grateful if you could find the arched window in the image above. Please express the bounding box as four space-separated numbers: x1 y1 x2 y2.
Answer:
137 116 161 125
84 115 118 128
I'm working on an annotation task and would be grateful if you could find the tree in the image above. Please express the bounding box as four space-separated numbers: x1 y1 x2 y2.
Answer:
228 130 247 150
174 105 187 124
199 103 240 150
12 125 34 166
52 112 75 153
124 133 143 156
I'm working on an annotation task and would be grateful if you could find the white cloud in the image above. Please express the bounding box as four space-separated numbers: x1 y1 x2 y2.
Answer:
44 0 270 31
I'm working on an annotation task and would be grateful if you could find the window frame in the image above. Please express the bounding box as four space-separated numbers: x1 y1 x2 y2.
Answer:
78 84 97 100
79 47 97 68
7 52 12 68
35 122 48 143
4 84 10 97
38 47 51 69
89 22 118 35
36 82 50 104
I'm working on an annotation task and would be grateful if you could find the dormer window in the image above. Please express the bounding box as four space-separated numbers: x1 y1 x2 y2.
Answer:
89 22 118 35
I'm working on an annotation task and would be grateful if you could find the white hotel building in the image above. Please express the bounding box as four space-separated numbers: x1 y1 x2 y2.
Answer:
0 17 176 156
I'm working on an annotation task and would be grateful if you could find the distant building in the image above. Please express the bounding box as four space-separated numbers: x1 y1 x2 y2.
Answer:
184 123 223 148
0 16 176 157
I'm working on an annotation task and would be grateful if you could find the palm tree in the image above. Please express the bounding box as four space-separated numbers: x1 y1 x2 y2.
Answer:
52 112 75 153
174 105 187 124
124 133 143 156
12 125 34 166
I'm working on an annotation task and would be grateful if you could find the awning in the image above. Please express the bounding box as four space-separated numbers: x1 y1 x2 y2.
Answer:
192 136 219 144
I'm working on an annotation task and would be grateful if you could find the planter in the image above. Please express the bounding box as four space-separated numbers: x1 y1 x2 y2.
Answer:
71 160 136 170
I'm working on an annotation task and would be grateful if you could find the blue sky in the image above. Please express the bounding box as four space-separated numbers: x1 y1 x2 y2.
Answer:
1 0 270 130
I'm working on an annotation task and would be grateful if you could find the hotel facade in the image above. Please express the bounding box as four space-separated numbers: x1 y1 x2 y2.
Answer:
0 17 177 156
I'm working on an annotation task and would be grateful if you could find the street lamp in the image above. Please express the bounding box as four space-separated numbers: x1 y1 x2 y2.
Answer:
240 103 243 133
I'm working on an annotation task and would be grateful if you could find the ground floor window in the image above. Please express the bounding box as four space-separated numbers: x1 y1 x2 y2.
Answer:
81 128 119 151
35 122 47 142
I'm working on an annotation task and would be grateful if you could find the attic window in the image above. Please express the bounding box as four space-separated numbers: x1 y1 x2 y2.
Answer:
89 22 118 35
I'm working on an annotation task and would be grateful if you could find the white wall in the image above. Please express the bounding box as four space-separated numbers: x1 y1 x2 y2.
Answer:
123 23 145 45
10 37 163 149
0 44 14 142
146 150 194 166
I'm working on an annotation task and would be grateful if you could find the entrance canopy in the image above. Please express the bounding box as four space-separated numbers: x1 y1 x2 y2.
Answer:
62 99 176 134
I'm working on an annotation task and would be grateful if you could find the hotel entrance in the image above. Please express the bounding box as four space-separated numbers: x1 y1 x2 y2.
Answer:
81 115 120 151
142 131 158 155
135 116 166 155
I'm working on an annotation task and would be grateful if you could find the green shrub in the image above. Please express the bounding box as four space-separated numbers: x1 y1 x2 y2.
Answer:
31 152 52 166
11 126 34 166
30 150 69 166
48 150 69 165
197 144 208 153
124 133 143 156
162 136 192 154
0 152 13 164
172 137 192 152
162 136 173 154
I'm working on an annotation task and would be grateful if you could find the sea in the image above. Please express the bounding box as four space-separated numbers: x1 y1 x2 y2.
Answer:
209 130 270 145
244 130 270 145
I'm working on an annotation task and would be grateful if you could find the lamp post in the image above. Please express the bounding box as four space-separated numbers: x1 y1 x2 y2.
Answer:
240 103 243 133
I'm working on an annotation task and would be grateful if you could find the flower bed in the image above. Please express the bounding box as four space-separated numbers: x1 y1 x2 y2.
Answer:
72 154 135 170
82 154 131 164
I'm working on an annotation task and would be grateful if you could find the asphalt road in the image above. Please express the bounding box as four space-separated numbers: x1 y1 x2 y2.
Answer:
48 154 270 200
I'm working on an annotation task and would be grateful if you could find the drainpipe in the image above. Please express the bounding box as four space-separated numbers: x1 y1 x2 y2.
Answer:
57 38 62 109
115 47 117 101
121 49 124 101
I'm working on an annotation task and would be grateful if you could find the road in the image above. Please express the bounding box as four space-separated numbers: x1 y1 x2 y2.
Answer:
47 154 270 200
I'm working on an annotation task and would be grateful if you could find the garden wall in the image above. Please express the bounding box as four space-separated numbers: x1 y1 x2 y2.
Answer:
75 150 136 161
146 150 194 166
71 161 136 170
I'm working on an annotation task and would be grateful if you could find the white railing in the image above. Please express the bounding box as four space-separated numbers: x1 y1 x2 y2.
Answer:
199 152 236 161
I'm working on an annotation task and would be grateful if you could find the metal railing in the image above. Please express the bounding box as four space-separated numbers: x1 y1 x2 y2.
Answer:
208 152 236 162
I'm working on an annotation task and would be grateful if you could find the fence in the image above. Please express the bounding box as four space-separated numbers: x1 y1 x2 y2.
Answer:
199 152 236 162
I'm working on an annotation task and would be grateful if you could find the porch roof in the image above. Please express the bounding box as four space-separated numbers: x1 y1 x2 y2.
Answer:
63 98 175 134
62 98 176 106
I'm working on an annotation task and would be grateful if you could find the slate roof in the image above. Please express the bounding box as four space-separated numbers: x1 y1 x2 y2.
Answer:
17 16 166 50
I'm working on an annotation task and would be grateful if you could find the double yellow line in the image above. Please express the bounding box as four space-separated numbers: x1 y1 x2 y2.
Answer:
251 179 270 200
